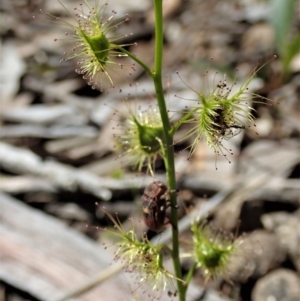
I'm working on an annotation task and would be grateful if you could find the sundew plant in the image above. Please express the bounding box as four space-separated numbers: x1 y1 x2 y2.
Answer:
37 1 275 300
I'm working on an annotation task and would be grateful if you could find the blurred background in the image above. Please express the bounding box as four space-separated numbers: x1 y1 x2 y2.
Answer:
0 0 299 300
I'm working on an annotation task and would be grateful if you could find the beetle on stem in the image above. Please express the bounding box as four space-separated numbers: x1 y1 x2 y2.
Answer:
142 181 177 232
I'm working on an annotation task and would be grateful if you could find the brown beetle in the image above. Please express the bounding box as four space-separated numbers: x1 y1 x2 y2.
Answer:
141 181 169 233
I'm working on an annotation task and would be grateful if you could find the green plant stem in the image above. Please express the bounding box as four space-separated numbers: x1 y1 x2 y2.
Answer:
183 263 197 295
119 2 186 298
117 46 152 76
169 108 199 136
152 0 185 300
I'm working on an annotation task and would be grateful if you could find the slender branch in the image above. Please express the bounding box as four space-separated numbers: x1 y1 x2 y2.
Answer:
117 46 153 76
169 108 199 136
183 263 197 294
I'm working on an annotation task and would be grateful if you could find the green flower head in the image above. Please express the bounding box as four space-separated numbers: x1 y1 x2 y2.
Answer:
191 222 241 280
175 57 276 162
38 0 135 91
114 104 165 176
101 208 181 299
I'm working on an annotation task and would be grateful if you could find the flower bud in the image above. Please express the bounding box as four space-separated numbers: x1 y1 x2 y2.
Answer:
191 222 241 280
175 57 276 163
38 0 135 91
115 104 165 175
101 208 180 299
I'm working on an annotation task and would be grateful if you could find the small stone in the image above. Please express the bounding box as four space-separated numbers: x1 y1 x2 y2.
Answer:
228 230 286 282
261 211 300 272
252 269 300 301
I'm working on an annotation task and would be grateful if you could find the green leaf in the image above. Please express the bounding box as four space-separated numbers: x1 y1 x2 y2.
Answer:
269 0 297 53
283 35 300 74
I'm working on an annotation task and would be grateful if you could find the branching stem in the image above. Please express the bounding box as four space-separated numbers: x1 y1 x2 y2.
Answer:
119 1 186 299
